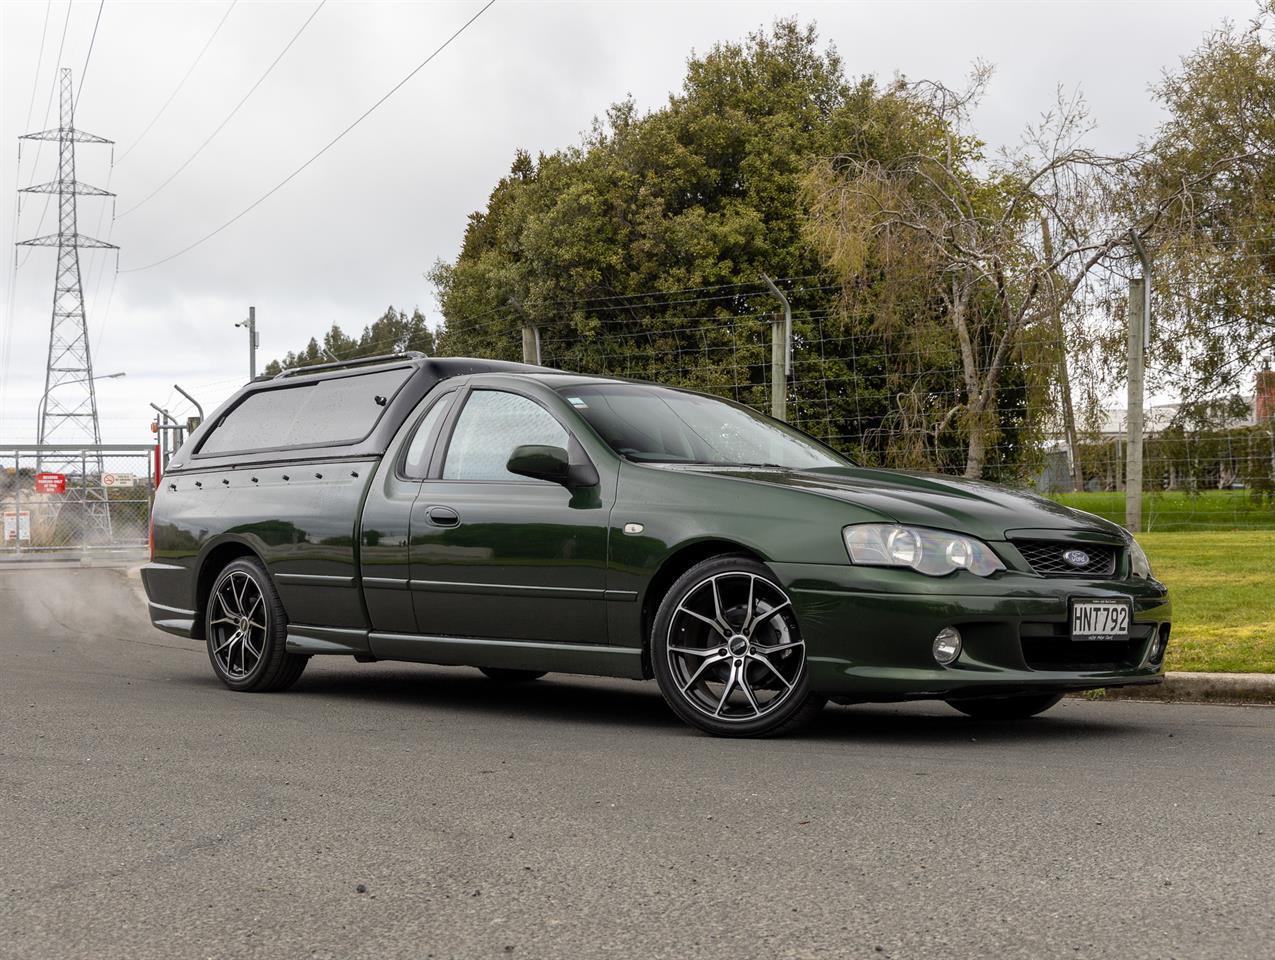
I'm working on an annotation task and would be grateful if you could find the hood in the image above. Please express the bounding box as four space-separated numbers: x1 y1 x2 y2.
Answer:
669 464 1126 544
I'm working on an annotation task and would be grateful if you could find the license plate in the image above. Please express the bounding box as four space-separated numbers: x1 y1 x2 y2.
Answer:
1070 599 1131 640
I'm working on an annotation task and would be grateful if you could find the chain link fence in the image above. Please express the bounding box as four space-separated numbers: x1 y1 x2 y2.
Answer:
1 445 156 555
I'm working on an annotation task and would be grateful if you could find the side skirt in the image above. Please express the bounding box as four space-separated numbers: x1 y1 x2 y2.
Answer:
286 623 371 655
369 632 645 680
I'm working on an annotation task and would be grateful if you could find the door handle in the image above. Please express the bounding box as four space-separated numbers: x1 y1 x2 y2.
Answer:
426 505 460 527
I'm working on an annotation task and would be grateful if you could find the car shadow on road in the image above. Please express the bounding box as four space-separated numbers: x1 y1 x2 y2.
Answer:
284 663 1139 744
289 664 686 732
810 700 1137 746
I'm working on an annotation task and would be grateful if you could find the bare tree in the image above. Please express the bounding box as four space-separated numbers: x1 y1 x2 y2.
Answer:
806 69 1154 479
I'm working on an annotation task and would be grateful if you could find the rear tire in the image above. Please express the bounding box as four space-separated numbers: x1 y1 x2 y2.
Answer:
651 555 825 738
479 667 547 682
205 557 308 692
946 693 1063 720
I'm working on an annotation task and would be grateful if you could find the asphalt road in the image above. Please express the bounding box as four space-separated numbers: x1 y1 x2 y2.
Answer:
1 564 1272 960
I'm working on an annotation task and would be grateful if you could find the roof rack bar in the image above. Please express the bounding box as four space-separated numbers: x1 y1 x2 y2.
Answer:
272 352 427 380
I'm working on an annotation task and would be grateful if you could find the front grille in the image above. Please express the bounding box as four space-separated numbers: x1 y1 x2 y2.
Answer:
1014 539 1118 577
1020 621 1153 671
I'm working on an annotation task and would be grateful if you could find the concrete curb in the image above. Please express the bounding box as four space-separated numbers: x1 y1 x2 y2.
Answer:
1088 671 1275 706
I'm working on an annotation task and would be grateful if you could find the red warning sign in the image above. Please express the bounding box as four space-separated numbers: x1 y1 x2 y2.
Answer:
35 472 66 494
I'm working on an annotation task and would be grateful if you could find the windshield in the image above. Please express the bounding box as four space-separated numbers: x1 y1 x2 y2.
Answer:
556 383 848 470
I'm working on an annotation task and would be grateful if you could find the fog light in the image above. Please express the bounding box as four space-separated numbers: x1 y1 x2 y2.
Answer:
933 626 962 665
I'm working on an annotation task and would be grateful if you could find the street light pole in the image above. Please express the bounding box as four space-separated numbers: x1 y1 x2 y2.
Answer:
235 306 259 379
35 372 125 426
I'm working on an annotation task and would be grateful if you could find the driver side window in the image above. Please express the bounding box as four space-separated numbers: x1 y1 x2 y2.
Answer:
442 390 569 481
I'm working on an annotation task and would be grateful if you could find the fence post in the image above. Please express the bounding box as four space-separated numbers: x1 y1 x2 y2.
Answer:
770 313 787 421
521 324 540 366
13 451 21 556
1125 278 1146 533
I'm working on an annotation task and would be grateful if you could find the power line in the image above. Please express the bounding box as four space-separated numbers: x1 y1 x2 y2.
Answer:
2 0 67 415
61 0 111 364
22 0 54 130
115 0 238 164
122 0 497 274
3 0 54 342
118 0 326 219
74 0 105 110
33 1 72 137
14 0 73 270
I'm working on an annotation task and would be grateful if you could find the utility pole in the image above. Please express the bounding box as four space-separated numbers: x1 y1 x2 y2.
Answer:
521 323 540 366
761 274 792 421
236 306 259 379
1126 233 1152 533
506 296 540 366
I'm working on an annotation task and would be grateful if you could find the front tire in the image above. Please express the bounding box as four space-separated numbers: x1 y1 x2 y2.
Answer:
946 693 1063 720
205 557 308 692
651 556 825 738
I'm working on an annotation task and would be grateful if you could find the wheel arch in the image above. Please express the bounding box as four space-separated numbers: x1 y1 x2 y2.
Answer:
192 539 265 640
638 538 765 676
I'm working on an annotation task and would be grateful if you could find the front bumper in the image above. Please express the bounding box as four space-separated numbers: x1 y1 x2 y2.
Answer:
772 562 1171 701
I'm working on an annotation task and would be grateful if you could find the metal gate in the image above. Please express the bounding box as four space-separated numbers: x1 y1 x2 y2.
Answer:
1 444 156 555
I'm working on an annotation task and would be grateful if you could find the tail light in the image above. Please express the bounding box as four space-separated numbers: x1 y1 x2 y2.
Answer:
148 512 155 562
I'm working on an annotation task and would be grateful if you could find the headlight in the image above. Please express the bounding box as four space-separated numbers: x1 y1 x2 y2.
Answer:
1128 538 1153 579
843 524 1005 577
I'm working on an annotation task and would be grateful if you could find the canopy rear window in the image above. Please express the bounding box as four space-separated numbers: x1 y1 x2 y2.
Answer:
197 367 411 456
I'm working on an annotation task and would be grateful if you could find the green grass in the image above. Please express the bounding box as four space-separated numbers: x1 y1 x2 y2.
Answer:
1050 489 1275 531
1140 531 1275 673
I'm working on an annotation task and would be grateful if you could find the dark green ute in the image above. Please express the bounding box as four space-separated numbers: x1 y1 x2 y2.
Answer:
142 353 1170 737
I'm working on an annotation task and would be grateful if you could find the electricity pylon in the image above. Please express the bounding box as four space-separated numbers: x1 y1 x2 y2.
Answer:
16 67 117 539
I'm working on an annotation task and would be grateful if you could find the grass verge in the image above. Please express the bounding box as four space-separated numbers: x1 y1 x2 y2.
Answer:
1051 489 1275 531
1140 531 1275 673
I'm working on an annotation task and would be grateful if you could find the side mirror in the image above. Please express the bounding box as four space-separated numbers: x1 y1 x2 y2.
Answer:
506 444 598 489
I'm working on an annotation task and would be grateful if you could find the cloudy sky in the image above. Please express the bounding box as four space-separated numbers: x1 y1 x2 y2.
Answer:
0 0 1256 442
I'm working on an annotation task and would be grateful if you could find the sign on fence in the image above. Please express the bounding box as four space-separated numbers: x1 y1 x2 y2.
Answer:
3 445 156 554
3 510 31 542
35 472 66 494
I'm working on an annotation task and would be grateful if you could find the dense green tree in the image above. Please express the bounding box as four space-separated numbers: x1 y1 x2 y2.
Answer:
263 306 436 376
432 21 996 466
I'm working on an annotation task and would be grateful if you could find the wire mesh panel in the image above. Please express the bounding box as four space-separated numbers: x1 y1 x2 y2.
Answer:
1 446 155 554
449 280 1275 532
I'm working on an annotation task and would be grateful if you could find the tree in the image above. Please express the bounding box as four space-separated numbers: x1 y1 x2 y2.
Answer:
263 307 436 376
1139 1 1274 406
805 67 1157 479
432 20 963 462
